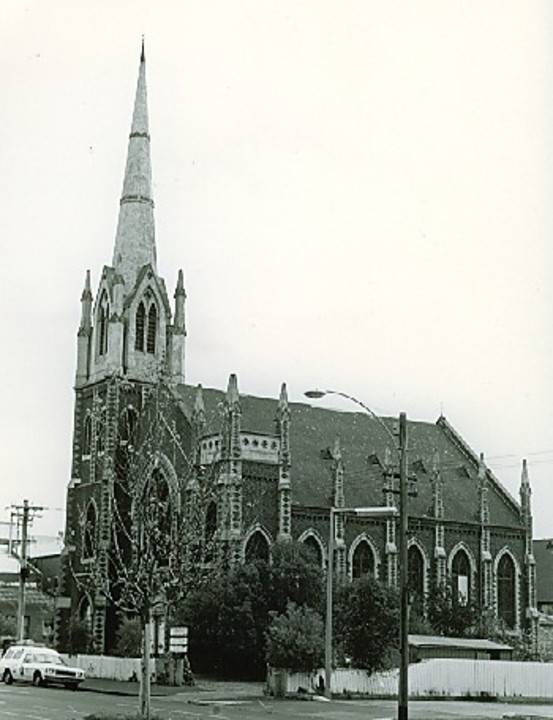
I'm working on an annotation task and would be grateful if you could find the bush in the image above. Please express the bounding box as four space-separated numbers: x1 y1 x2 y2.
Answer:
426 582 479 637
114 616 142 657
177 540 324 678
334 576 399 672
266 602 324 671
68 618 92 654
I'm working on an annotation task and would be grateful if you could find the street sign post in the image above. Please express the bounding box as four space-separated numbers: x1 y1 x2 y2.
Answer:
169 626 188 654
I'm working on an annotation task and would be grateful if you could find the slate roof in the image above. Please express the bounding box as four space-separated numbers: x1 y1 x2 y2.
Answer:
534 539 553 603
176 384 522 528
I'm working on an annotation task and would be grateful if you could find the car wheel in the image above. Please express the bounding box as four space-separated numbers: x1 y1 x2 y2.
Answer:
32 672 42 687
3 670 13 685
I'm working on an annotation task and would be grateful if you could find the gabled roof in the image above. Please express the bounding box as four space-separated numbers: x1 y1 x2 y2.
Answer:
176 383 523 528
123 263 171 316
408 635 512 651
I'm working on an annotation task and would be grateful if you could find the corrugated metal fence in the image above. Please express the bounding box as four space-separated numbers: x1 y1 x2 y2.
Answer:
270 660 553 699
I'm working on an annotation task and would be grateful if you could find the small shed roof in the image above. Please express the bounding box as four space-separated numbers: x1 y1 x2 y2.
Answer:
408 635 512 651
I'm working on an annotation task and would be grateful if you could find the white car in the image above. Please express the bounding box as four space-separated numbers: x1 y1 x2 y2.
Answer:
0 645 85 690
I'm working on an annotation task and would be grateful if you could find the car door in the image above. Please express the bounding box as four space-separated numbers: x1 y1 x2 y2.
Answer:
20 653 35 683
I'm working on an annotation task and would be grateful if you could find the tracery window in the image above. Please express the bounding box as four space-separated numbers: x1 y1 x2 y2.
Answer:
352 540 375 579
135 302 145 351
119 406 138 447
82 502 97 559
408 544 425 603
452 549 471 606
303 535 323 568
497 553 516 628
245 530 270 564
147 304 157 354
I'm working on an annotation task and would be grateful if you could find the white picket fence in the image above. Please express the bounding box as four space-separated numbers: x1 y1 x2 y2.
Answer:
269 659 553 699
61 653 141 682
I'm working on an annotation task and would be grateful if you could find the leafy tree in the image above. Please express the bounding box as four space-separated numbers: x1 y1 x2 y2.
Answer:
269 541 324 614
426 582 479 637
0 616 16 638
179 540 324 678
334 576 399 672
179 562 269 679
266 602 324 671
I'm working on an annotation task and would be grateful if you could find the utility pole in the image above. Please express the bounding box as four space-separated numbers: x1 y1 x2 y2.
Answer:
398 412 409 720
11 500 44 642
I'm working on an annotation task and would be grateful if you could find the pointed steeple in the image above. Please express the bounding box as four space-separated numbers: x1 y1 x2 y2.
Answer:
112 41 156 289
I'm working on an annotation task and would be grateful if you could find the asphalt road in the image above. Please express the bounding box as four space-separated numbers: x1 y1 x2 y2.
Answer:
2 683 553 720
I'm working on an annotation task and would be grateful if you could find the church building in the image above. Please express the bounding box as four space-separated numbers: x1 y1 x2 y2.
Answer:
56 46 538 655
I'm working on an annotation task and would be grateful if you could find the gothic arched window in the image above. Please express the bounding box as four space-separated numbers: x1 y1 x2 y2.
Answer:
452 549 471 606
98 292 109 356
303 536 323 568
83 502 97 559
79 596 93 631
205 501 217 544
408 545 425 603
352 540 375 580
119 406 138 447
147 304 157 354
135 302 145 351
245 530 270 564
96 408 106 454
497 554 516 628
82 414 92 457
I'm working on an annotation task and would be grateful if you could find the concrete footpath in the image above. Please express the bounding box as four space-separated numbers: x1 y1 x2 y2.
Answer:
81 676 265 700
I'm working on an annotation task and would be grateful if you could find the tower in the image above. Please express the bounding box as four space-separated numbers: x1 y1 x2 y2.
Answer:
58 43 188 653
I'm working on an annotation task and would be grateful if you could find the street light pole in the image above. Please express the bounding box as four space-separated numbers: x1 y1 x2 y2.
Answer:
325 507 335 700
323 505 398 701
305 389 410 719
398 412 409 720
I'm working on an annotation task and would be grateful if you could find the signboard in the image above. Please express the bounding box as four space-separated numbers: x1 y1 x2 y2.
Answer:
55 596 71 609
169 625 188 653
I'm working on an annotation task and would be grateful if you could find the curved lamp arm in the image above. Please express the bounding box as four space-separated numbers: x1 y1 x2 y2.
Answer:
304 388 399 456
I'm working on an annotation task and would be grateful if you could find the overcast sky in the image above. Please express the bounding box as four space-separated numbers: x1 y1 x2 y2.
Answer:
1 1 552 541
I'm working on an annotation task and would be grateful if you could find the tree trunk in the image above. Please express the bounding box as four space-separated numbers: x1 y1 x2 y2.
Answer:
139 619 152 720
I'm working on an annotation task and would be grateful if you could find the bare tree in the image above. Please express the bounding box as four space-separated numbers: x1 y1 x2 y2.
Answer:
71 374 222 719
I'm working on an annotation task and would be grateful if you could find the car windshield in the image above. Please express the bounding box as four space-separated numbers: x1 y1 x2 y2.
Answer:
35 653 65 665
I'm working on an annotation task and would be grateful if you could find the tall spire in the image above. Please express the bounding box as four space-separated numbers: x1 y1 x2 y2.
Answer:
112 41 156 289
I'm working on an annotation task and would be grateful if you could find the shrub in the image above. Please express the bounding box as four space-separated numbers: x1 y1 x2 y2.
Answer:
114 616 142 657
334 576 399 672
266 602 324 671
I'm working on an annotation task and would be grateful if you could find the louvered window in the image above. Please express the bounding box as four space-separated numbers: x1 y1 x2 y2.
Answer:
135 303 145 351
147 305 157 354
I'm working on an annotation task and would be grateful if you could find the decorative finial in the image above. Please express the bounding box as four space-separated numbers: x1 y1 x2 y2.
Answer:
141 35 145 63
279 382 288 408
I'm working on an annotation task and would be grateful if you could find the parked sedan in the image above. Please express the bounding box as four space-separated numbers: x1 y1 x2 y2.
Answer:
0 645 85 690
